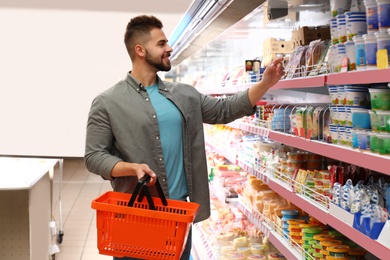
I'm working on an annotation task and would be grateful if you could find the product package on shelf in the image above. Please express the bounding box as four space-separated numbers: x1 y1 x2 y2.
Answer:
329 165 390 240
327 82 390 155
292 26 331 48
200 189 288 260
262 37 294 68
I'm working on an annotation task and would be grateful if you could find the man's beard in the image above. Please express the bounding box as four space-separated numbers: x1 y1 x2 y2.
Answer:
145 49 171 72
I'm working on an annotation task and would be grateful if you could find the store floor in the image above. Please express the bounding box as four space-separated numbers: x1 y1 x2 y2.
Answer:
54 158 112 260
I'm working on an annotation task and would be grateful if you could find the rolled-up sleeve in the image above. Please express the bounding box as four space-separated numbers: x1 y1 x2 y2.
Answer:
84 96 122 180
201 89 255 124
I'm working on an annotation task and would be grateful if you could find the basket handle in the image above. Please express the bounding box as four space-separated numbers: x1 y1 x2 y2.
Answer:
127 175 168 209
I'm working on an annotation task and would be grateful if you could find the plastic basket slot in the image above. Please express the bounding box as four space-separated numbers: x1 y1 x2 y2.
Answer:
157 206 187 216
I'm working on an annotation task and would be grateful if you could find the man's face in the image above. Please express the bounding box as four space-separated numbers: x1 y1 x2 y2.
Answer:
144 28 173 72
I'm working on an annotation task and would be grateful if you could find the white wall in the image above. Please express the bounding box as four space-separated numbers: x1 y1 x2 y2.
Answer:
0 8 183 157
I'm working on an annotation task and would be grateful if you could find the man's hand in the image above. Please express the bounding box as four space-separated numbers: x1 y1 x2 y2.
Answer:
261 57 285 88
247 57 285 106
133 163 157 186
111 161 157 186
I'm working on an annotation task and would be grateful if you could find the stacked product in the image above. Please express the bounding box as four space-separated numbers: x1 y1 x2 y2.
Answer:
329 0 390 71
289 105 330 141
269 107 292 132
368 86 390 154
280 210 300 239
327 83 373 149
332 176 390 240
287 219 306 246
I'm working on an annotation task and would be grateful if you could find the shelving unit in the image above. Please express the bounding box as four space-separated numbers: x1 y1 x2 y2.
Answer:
234 121 390 175
200 69 390 260
206 138 390 259
327 68 390 85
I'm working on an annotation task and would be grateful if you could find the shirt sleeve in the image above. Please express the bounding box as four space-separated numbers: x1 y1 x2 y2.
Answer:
201 89 256 124
84 95 122 180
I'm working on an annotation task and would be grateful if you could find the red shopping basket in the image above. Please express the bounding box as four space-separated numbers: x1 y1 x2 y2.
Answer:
91 175 199 259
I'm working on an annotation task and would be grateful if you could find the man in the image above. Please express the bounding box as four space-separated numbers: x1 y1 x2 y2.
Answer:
85 15 284 260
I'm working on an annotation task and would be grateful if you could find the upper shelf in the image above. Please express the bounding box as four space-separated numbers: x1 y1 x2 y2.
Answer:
273 75 327 89
327 68 390 85
200 68 390 95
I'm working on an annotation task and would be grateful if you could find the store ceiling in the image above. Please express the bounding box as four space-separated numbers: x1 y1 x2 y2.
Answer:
169 0 330 67
164 0 331 82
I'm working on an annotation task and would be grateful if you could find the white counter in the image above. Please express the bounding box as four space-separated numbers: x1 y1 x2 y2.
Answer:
0 157 58 189
0 157 61 260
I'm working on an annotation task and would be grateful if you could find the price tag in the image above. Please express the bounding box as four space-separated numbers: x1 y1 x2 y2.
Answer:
377 49 389 69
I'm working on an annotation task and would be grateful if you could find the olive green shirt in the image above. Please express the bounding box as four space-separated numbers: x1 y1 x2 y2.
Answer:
84 72 255 222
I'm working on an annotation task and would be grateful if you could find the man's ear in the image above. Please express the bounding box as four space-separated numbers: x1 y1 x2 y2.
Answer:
134 44 145 57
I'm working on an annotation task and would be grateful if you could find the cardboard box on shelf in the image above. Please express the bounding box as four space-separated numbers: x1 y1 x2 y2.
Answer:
292 26 330 47
263 38 294 56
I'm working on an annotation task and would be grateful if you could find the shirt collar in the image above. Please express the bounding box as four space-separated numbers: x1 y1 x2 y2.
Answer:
125 72 169 93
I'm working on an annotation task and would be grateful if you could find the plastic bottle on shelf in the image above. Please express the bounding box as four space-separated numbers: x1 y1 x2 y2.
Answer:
364 0 379 33
336 43 348 72
337 14 348 43
345 11 367 41
331 17 339 45
375 0 390 31
328 44 339 72
353 35 367 70
375 30 390 67
330 0 352 17
351 0 366 11
345 40 357 70
363 33 378 69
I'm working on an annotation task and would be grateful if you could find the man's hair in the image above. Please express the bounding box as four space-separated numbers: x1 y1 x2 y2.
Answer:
124 15 163 60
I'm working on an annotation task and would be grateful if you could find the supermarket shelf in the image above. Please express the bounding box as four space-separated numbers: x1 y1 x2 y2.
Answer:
237 161 270 184
268 132 390 176
273 75 327 89
201 69 390 96
250 165 389 260
209 182 238 204
234 121 390 176
327 68 390 85
192 223 217 260
327 213 390 260
254 167 390 260
267 179 328 223
205 142 237 165
200 74 327 96
266 225 302 260
209 142 390 260
237 199 302 260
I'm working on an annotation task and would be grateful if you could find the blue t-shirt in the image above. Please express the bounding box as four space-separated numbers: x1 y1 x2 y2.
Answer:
146 83 188 200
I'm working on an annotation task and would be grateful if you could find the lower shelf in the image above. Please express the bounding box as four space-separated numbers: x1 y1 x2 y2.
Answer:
192 223 217 260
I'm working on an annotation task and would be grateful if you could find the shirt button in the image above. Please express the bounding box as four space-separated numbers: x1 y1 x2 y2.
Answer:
162 178 166 182
145 98 149 102
156 136 159 140
159 158 163 161
136 88 140 92
153 115 156 119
